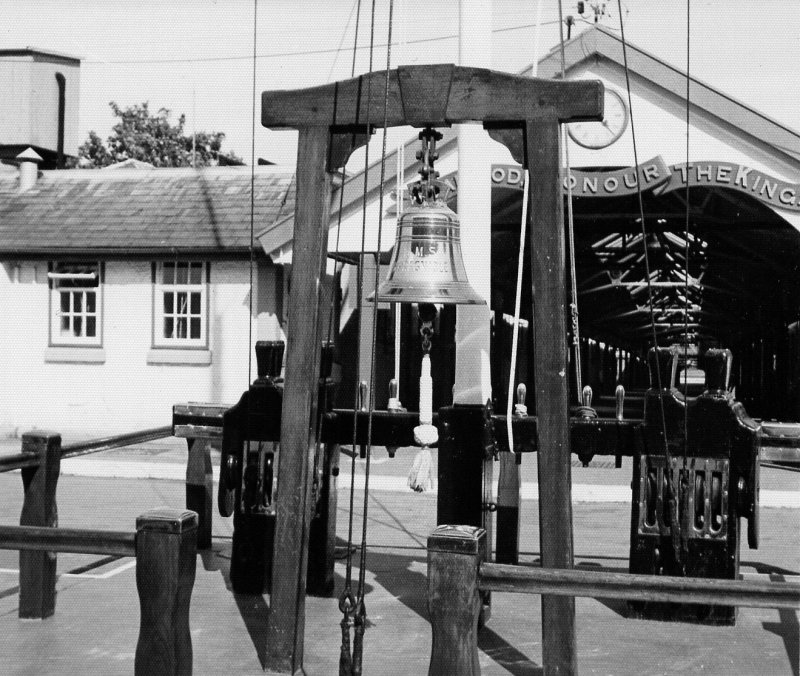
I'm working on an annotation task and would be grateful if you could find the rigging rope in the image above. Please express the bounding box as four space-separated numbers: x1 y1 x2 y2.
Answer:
340 1 395 673
557 0 583 403
616 0 684 571
247 0 259 387
679 0 693 565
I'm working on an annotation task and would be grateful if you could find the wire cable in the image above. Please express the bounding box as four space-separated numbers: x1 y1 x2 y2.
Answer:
616 0 682 567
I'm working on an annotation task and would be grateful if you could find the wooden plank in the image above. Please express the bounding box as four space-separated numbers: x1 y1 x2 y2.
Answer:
19 431 60 619
264 125 332 675
525 117 577 676
479 563 800 610
262 65 603 130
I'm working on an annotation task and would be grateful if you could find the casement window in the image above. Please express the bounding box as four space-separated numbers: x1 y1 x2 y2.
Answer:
49 262 102 346
153 261 208 347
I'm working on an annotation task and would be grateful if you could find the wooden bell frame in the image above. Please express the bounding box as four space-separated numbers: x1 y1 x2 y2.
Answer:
260 63 603 674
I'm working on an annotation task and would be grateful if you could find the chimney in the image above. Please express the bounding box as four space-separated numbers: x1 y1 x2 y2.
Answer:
17 147 43 192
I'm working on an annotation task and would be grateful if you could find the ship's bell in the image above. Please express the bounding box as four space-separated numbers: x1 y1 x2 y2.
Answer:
369 194 485 305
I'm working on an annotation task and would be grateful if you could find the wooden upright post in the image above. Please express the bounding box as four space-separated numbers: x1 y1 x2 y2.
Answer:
185 438 213 549
135 508 197 676
19 431 60 619
526 116 577 675
427 525 485 676
265 126 332 674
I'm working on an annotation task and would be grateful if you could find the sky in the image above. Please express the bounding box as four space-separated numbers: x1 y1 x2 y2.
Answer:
2 0 797 166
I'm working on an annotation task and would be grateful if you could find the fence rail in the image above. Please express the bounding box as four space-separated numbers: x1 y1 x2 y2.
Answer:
0 426 173 473
427 525 800 676
480 562 800 610
0 524 135 557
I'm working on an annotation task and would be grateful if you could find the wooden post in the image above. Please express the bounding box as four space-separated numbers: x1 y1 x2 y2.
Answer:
427 525 485 676
19 430 61 619
135 508 197 676
265 125 332 674
496 452 521 565
306 442 339 597
185 438 213 549
526 116 577 675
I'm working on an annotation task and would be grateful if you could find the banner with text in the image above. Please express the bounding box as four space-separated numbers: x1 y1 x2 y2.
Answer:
491 158 800 212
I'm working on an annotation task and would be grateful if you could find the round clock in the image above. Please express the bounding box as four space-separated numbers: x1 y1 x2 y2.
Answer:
568 87 629 149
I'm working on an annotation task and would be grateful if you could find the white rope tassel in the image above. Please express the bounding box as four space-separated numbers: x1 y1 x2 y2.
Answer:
409 353 436 492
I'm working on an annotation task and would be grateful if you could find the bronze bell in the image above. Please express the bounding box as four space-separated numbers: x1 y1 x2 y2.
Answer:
370 184 485 305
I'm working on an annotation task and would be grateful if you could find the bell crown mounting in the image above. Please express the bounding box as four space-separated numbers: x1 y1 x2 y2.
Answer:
369 127 485 306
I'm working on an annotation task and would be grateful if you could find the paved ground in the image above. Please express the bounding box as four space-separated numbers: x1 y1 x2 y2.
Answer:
0 436 796 675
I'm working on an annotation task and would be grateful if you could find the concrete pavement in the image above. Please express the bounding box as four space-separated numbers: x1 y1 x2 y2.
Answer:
0 437 796 674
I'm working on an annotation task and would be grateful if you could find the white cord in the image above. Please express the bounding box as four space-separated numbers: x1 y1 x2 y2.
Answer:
506 171 530 455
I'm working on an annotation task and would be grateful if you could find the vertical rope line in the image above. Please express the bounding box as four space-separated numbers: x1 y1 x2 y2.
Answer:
682 0 691 458
505 0 543 455
617 0 681 565
247 0 258 386
558 0 582 403
327 0 360 81
358 0 394 598
506 174 530 454
322 0 364 457
351 0 363 77
343 0 368 598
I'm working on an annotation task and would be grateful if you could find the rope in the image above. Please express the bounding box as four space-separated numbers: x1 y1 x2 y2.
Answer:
505 173 529 456
678 0 693 565
247 0 258 388
340 1 395 672
340 2 369 670
557 0 583 403
616 0 683 571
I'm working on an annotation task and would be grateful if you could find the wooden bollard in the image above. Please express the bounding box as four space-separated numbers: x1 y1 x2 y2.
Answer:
19 431 61 619
185 438 213 549
135 508 198 676
427 525 485 676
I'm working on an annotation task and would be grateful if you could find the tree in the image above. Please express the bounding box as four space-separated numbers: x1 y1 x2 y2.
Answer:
75 102 243 168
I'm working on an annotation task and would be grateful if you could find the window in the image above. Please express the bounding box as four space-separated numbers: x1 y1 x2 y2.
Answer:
49 262 102 346
153 261 208 347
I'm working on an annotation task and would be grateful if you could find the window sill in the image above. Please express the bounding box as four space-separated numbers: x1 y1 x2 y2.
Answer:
147 348 212 366
44 347 106 364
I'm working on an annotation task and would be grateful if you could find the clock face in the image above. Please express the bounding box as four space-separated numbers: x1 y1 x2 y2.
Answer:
568 88 629 149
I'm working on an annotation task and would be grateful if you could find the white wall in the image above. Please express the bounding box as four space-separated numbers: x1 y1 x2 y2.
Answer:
0 258 284 438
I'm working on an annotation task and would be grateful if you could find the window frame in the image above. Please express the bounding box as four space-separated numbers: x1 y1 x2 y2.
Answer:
152 261 210 349
48 261 103 347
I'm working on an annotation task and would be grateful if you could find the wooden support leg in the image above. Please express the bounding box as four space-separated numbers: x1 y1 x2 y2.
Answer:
135 508 198 676
496 453 521 565
265 125 332 675
437 405 493 624
306 443 339 597
19 431 60 619
526 117 577 675
427 525 485 676
185 438 213 549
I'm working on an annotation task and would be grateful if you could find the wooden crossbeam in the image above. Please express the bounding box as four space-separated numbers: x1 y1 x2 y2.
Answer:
262 64 602 132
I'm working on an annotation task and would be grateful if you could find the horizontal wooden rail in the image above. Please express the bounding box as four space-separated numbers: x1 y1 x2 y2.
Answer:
0 426 173 473
479 563 800 610
61 426 173 459
428 525 800 676
0 524 135 557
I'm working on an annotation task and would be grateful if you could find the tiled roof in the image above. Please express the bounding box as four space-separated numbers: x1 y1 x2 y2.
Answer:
0 166 295 257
